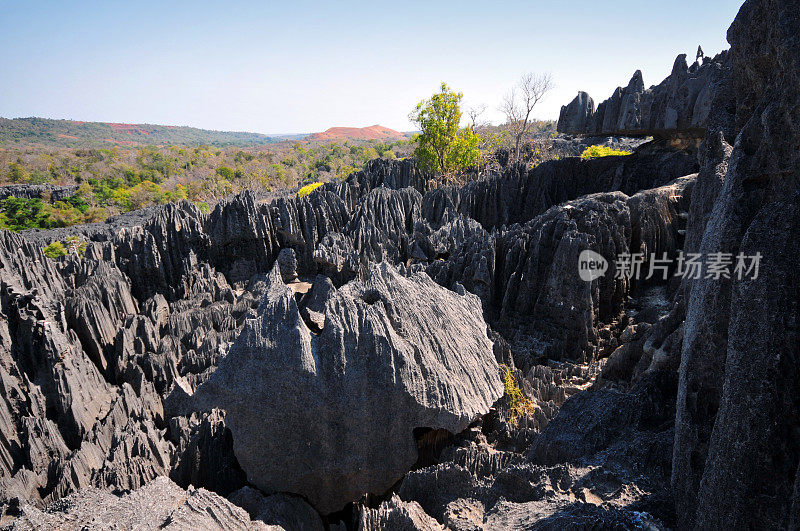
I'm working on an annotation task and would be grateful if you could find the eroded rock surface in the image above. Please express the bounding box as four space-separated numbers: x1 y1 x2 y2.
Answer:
2 2 796 526
672 1 800 527
2 476 278 530
0 139 704 527
189 261 503 513
558 51 733 140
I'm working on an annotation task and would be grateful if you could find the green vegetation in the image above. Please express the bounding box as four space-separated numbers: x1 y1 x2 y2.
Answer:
0 192 104 231
0 138 411 230
409 83 481 177
297 182 324 198
2 86 566 231
0 197 51 230
580 145 632 159
64 236 88 257
42 236 87 259
43 241 66 258
500 364 536 427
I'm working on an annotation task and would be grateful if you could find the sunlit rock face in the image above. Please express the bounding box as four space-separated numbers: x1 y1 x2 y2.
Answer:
192 261 503 514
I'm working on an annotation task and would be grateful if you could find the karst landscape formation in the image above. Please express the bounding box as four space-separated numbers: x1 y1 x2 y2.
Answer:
0 0 799 529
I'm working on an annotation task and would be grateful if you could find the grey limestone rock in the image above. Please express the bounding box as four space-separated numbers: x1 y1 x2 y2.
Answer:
191 261 503 513
228 487 324 531
358 494 444 531
558 51 732 140
673 1 800 527
557 91 595 135
2 476 278 530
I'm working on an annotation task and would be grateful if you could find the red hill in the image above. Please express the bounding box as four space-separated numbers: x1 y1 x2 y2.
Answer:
308 124 406 142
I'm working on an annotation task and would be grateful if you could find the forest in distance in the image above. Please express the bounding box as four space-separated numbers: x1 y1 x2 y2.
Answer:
0 111 560 231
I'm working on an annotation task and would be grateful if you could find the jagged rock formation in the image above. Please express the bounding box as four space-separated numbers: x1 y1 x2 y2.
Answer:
0 141 696 528
558 51 733 141
427 175 692 368
3 476 278 530
547 0 800 528
671 1 800 528
385 1 798 527
557 91 594 135
422 150 695 232
2 1 797 526
388 281 680 527
186 261 503 514
0 184 79 201
0 138 701 526
358 495 444 531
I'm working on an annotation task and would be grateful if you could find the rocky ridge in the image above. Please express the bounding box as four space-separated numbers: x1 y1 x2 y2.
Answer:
558 50 734 143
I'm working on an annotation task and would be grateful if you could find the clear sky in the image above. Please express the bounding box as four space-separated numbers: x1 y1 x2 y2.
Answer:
0 1 743 134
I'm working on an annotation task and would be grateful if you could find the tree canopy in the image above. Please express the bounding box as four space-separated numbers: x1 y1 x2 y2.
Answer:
409 83 481 176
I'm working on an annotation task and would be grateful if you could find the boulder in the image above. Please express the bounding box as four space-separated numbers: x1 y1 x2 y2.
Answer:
191 261 503 513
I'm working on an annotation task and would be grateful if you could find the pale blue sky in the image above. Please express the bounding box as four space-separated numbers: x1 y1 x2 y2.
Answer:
0 1 743 134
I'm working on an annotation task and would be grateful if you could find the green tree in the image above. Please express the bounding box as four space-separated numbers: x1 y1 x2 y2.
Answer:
7 162 29 183
0 197 52 230
409 83 481 176
216 166 235 180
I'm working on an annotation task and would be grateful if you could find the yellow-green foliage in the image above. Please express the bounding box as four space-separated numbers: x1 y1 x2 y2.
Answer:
410 82 482 176
43 241 66 259
43 236 88 259
500 364 536 427
0 138 414 230
64 236 87 257
336 165 360 180
580 145 632 159
297 182 324 198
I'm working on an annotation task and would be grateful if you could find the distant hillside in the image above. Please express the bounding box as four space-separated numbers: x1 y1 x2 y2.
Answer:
308 125 408 142
0 117 305 147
